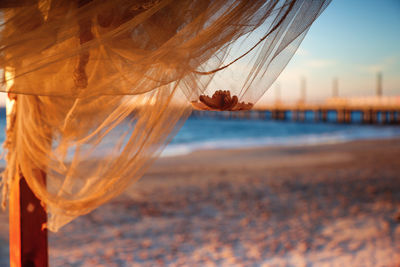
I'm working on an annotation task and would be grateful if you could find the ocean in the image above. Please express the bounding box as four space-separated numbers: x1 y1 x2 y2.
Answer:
0 107 400 159
164 116 400 156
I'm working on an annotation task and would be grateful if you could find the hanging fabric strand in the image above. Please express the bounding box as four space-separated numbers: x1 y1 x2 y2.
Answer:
0 0 331 231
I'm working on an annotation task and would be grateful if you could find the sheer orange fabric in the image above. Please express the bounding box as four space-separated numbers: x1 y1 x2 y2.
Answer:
0 0 330 231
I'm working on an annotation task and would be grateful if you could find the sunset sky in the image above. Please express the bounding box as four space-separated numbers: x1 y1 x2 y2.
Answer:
0 1 398 106
260 0 400 103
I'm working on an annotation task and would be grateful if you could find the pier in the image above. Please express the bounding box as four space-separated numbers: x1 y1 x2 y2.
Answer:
192 73 400 125
191 101 400 125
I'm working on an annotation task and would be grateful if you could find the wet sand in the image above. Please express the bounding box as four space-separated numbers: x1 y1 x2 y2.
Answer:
1 138 400 266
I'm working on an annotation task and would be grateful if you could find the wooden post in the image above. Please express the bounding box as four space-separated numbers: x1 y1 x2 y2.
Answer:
361 110 366 124
381 111 387 124
292 110 298 121
363 109 373 124
9 174 48 267
388 111 395 124
2 3 50 264
337 110 343 123
344 110 351 123
300 111 305 122
372 110 378 124
314 109 320 122
278 110 286 120
321 110 327 122
5 80 48 266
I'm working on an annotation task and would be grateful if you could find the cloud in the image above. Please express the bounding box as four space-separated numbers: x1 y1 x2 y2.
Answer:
360 55 398 74
306 59 336 68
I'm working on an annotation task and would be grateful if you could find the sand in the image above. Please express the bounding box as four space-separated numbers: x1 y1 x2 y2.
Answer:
1 138 400 266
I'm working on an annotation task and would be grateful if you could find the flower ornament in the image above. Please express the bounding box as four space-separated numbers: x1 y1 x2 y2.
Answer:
191 90 253 111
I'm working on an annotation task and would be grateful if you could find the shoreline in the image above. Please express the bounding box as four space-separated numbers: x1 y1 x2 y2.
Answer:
161 134 400 158
165 136 400 157
153 136 400 170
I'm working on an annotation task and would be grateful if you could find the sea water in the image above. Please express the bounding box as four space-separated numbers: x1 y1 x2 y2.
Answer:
163 116 400 156
0 107 400 159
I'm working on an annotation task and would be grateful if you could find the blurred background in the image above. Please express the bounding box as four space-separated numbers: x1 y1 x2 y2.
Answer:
0 0 400 266
262 0 400 104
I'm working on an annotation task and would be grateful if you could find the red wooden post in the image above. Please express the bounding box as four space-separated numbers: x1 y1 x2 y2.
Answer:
9 173 48 267
5 67 49 267
4 3 55 267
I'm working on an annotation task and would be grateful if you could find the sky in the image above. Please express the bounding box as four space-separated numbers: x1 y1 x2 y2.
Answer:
260 0 400 103
1 1 399 106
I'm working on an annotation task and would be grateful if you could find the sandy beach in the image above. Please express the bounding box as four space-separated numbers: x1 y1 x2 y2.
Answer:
1 138 400 266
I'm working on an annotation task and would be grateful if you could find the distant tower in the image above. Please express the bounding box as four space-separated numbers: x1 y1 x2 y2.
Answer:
376 72 382 97
332 77 338 98
300 76 306 103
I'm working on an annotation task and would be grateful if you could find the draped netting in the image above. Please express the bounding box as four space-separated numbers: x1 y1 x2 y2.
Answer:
0 0 330 231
